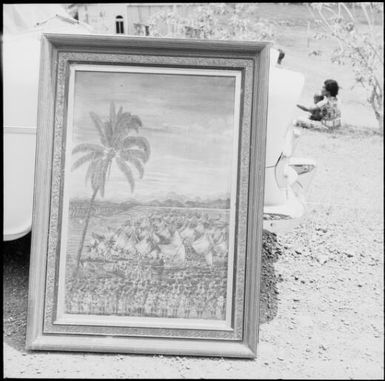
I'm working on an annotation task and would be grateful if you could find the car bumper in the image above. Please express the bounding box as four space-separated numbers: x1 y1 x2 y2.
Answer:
263 157 316 233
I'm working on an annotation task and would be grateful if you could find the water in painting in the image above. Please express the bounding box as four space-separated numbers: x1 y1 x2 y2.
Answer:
60 66 240 321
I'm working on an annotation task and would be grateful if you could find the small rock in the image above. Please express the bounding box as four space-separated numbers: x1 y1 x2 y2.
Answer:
319 344 328 351
317 255 328 264
277 357 284 361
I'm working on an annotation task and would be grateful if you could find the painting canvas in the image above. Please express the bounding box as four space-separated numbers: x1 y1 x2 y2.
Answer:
57 66 241 326
26 34 269 358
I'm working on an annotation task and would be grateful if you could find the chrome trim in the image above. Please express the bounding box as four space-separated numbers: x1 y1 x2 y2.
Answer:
4 126 37 134
290 163 316 176
3 223 32 241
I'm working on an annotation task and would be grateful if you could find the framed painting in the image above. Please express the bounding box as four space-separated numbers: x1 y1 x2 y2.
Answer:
26 34 270 358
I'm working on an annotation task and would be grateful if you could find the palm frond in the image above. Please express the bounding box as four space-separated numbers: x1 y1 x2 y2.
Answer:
99 159 111 198
72 152 102 171
117 106 123 119
121 136 151 158
121 148 149 163
83 106 149 196
104 120 114 143
115 156 135 193
109 101 116 128
113 105 124 135
129 114 143 129
106 159 113 180
85 159 100 186
90 159 105 192
102 101 117 142
112 114 139 147
120 151 145 178
115 113 142 134
72 143 105 155
89 112 109 146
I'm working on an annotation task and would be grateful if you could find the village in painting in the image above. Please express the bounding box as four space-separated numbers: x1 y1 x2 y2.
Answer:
65 200 230 320
63 69 237 321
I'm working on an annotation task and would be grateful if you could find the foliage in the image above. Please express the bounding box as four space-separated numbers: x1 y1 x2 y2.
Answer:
307 2 384 133
71 103 151 275
147 3 275 42
72 102 150 196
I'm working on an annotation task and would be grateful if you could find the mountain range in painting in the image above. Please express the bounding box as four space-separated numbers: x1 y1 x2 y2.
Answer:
69 192 231 218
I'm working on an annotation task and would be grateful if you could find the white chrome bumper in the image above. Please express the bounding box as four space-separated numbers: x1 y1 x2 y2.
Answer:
263 157 316 233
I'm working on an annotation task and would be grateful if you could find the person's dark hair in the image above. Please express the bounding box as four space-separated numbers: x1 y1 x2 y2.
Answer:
324 79 339 97
277 48 285 65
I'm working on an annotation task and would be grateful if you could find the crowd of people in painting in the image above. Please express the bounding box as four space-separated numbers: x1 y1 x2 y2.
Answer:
66 208 230 320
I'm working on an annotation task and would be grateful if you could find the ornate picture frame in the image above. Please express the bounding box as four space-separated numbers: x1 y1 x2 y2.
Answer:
26 34 270 358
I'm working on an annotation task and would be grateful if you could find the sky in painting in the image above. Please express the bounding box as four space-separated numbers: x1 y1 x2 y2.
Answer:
69 69 238 202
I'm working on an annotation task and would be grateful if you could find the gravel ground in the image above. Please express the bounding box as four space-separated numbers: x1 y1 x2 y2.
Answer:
3 125 383 379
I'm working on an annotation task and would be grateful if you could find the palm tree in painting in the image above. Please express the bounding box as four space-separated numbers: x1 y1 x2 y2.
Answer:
71 102 151 276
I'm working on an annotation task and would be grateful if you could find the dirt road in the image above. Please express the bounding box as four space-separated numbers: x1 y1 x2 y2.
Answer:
4 125 383 379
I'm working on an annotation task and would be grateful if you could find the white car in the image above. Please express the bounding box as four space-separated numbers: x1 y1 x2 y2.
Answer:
3 9 316 241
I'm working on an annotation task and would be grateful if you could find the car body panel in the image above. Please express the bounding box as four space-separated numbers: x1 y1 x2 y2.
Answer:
266 62 305 167
3 128 36 240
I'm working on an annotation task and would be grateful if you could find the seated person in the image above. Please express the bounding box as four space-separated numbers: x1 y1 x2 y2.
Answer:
295 79 342 130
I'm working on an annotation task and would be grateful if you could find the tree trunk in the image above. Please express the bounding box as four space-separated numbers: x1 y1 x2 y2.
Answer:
369 87 383 135
73 187 98 277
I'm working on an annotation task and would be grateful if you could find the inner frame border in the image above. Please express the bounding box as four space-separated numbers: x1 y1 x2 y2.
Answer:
41 50 254 341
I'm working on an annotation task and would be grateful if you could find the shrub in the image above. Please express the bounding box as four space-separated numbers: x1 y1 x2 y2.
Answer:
147 3 275 42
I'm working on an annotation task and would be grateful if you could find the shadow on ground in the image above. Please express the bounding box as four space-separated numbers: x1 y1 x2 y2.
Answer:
259 231 280 324
3 233 31 352
3 231 280 352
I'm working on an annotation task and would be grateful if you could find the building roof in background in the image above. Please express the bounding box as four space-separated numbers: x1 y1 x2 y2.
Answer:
36 14 79 26
3 4 91 35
